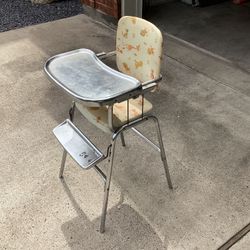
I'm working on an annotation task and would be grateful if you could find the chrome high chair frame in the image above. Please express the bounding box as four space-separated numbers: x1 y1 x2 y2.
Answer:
45 16 173 233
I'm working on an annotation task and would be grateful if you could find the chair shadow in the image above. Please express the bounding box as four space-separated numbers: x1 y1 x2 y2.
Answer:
60 179 167 250
39 83 72 124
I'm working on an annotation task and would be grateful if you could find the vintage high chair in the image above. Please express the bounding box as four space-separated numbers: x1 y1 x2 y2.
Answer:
45 16 173 233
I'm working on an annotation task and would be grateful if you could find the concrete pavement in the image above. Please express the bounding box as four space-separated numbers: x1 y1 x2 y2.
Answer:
0 14 249 249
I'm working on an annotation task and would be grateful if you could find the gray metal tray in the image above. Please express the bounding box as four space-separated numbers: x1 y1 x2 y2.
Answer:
53 119 104 170
44 49 141 106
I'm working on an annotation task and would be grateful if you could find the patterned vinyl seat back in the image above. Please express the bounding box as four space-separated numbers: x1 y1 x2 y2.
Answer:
116 16 163 84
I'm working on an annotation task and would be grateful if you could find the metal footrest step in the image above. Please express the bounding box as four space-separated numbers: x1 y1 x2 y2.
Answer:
53 119 104 170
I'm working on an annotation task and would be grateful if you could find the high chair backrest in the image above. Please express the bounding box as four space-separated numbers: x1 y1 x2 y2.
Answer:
116 16 163 84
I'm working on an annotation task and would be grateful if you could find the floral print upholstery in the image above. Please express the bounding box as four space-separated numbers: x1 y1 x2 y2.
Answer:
77 16 163 133
116 16 163 83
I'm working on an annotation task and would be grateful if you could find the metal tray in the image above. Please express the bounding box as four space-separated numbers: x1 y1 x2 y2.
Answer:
53 119 104 170
44 49 141 106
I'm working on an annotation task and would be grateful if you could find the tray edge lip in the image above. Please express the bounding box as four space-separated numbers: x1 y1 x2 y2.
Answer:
44 48 142 106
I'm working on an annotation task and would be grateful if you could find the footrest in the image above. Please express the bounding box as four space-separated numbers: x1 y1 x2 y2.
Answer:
53 119 104 170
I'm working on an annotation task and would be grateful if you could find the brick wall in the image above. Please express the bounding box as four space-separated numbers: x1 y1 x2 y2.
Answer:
81 0 121 18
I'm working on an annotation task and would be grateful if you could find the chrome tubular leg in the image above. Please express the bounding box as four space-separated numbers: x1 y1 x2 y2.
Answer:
120 131 126 147
151 116 173 189
100 140 116 233
59 101 76 179
69 101 76 122
59 150 67 179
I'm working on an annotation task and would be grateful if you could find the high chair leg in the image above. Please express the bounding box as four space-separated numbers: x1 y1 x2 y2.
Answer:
59 101 76 179
151 116 173 189
59 150 67 179
100 139 116 233
120 131 126 147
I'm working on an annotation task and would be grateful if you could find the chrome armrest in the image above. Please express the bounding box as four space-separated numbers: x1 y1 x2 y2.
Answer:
141 74 162 93
106 75 162 130
96 51 116 60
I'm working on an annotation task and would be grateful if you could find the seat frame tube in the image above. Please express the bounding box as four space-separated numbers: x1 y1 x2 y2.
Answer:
100 140 116 233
